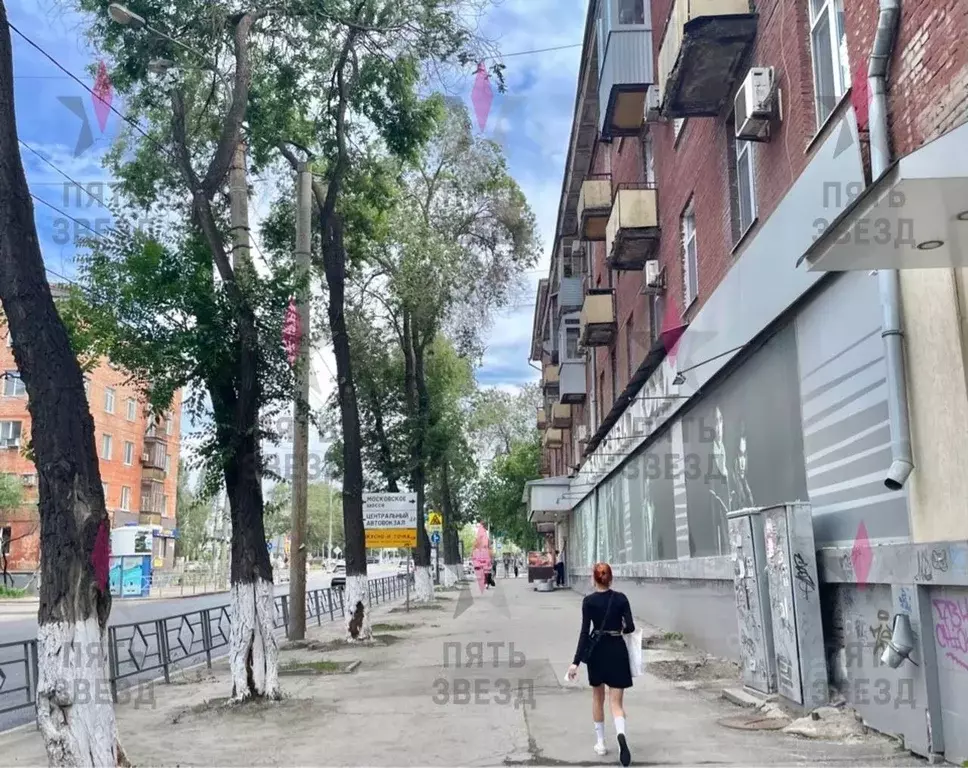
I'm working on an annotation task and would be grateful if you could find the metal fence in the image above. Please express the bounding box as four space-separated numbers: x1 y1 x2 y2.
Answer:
0 574 410 725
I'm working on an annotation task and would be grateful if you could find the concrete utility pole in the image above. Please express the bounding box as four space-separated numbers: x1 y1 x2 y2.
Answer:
288 162 313 640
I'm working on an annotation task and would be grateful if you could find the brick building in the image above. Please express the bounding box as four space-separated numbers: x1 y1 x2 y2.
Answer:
526 0 968 762
1 299 182 577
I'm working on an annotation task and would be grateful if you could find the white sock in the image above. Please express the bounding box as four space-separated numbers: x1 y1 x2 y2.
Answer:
614 716 626 736
594 722 605 742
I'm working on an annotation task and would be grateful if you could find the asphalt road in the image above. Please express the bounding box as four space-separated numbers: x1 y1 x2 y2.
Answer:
0 565 400 732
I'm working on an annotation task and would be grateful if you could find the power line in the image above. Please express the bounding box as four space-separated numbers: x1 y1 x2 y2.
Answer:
486 43 583 60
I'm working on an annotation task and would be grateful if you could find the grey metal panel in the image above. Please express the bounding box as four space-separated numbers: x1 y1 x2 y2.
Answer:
559 359 586 400
764 503 827 708
598 29 654 134
727 510 776 694
609 554 732 582
794 271 909 546
931 586 968 763
559 276 583 310
670 419 690 560
818 540 968 586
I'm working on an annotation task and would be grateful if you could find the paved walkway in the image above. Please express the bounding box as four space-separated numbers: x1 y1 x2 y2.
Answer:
0 576 922 766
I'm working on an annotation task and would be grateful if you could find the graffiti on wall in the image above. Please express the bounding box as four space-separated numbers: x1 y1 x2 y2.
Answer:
934 596 968 672
870 609 892 665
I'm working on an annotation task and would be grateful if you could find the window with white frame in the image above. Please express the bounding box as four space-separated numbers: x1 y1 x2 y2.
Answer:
565 324 581 359
809 0 851 127
681 201 698 307
102 483 108 504
104 387 115 414
124 441 134 466
120 486 131 511
0 420 22 446
3 371 25 397
735 133 757 235
643 131 655 185
4 329 11 347
126 398 137 421
165 454 171 474
617 0 645 25
165 415 173 436
101 433 113 461
83 378 90 398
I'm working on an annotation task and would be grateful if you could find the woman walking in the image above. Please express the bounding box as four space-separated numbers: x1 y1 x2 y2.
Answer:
566 563 634 765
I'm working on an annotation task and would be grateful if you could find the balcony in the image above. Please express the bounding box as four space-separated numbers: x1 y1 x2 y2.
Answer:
558 276 584 313
537 408 547 430
657 0 758 117
559 359 587 404
551 403 572 429
543 428 563 448
580 289 617 347
577 176 613 241
541 362 560 391
139 512 162 527
606 184 660 270
596 0 654 136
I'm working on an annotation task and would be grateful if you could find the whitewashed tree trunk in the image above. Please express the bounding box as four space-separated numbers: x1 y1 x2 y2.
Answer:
441 564 460 588
36 617 124 767
344 574 372 641
414 565 434 602
229 577 281 701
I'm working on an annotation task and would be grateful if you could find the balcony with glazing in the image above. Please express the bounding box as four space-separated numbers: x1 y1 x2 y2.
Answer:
596 0 655 137
579 289 617 347
577 175 613 241
606 183 660 270
141 429 167 483
657 0 758 117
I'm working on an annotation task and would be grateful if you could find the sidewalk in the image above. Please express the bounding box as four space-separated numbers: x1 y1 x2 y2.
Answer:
0 576 922 766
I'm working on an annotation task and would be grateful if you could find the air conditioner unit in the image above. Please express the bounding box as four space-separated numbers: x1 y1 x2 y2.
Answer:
642 261 665 295
734 67 779 142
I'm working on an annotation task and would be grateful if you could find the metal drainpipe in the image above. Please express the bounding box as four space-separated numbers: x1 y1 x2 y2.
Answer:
869 0 913 490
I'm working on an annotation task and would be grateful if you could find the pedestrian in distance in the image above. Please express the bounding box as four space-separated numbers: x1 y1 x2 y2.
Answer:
513 560 519 578
566 562 634 766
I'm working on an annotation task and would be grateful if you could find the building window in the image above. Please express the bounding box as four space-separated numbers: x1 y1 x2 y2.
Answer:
598 370 607 426
617 0 645 25
809 0 850 127
650 292 665 346
120 486 131 511
643 132 655 186
101 433 113 461
734 133 757 236
4 329 11 347
126 398 137 421
610 348 618 403
673 118 685 142
164 454 171 474
3 371 25 397
123 441 134 466
565 326 581 359
165 415 173 436
102 483 109 504
0 420 22 447
681 201 698 307
104 387 115 414
162 495 169 516
83 378 90 398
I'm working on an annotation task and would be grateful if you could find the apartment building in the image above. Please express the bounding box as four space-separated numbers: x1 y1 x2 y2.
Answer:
0 303 182 577
526 0 968 761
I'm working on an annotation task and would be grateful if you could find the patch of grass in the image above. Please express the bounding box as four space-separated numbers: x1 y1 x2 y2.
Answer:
0 585 28 598
663 631 684 641
282 660 343 673
371 622 415 632
389 602 445 613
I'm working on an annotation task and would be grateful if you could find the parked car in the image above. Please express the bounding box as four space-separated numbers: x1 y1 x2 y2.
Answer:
396 559 411 578
330 563 346 590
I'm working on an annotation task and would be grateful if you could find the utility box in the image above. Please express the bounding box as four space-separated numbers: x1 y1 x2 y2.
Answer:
762 502 828 708
727 507 777 695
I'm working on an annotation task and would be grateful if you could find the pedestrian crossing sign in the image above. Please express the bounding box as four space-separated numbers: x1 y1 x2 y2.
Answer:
427 511 443 532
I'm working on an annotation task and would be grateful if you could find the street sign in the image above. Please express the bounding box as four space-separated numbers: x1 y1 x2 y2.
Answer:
430 531 441 546
426 510 443 537
363 492 417 548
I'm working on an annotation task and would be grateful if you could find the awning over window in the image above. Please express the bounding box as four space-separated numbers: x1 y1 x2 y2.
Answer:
799 120 968 271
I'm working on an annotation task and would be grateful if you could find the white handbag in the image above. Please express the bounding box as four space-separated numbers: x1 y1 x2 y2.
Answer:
624 629 644 678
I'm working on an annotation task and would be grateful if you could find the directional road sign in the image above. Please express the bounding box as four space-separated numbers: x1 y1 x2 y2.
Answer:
363 492 418 548
430 531 441 546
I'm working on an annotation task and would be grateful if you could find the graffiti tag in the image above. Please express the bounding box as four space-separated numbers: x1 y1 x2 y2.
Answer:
898 587 912 615
870 609 892 665
934 597 968 669
776 654 794 690
931 549 949 573
915 550 933 582
793 553 816 600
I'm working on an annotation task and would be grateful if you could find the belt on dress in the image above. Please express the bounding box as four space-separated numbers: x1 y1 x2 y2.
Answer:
601 630 623 636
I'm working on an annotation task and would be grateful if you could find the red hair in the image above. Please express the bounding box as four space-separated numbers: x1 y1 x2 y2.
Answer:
592 562 613 588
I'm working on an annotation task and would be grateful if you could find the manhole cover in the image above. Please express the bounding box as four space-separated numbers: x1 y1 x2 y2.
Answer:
718 714 789 731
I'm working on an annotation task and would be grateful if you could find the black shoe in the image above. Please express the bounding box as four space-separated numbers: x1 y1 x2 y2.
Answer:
617 734 631 767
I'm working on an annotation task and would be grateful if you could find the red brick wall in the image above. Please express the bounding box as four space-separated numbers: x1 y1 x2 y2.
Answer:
845 0 968 154
0 322 182 571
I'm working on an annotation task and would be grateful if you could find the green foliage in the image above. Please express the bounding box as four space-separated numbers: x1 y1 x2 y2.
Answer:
0 473 21 511
473 435 541 550
0 585 27 598
174 460 212 561
263 481 345 555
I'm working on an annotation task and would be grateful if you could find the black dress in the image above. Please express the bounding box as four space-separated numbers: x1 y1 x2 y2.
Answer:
573 589 635 688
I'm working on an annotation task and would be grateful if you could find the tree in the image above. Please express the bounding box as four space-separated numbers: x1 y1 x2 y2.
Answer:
0 3 127 762
264 481 344 556
0 472 28 587
174 460 211 563
359 99 539 599
474 435 541 551
468 383 542 460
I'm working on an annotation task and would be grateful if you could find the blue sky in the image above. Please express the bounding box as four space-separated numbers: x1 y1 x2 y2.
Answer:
8 0 586 398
